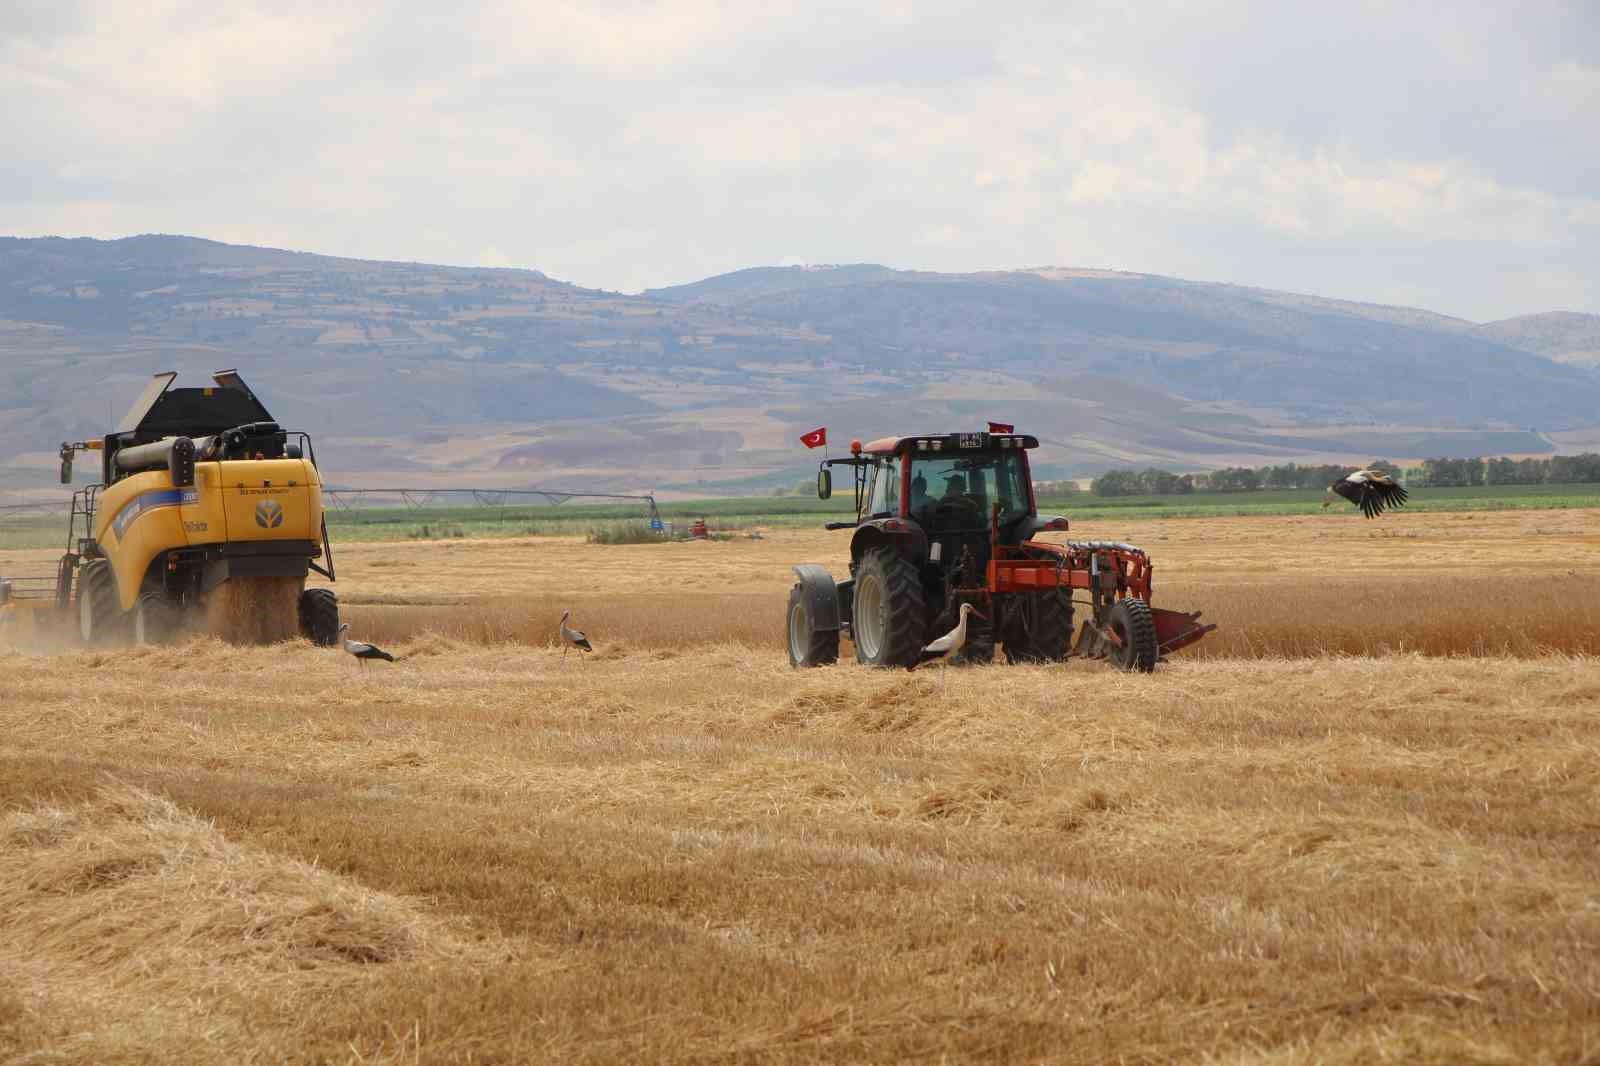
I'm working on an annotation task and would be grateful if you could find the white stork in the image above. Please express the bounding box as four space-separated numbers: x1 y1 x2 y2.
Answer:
560 609 593 659
337 623 398 666
907 602 984 671
1323 469 1409 519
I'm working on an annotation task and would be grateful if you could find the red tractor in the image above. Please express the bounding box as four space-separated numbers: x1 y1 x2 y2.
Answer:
786 431 1214 671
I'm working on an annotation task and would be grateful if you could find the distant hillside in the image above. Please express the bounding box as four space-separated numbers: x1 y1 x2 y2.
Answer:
1478 312 1600 368
2 235 1596 493
645 264 904 304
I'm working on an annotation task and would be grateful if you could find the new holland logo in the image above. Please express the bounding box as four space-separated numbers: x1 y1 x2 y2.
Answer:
254 499 285 528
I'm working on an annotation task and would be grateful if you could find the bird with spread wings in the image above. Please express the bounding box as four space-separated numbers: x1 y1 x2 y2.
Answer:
1324 469 1409 519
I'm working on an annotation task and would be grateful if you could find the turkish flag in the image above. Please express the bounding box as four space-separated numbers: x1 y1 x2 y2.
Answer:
799 426 828 449
987 421 1014 434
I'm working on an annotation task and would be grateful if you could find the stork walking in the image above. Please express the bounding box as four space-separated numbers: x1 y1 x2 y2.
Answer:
907 602 984 671
1323 469 1409 519
337 623 398 667
560 609 593 659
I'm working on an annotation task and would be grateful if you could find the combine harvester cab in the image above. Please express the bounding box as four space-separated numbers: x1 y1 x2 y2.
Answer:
44 370 340 646
786 430 1214 671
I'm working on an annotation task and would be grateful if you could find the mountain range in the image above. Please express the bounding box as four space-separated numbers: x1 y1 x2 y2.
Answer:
3 234 1598 494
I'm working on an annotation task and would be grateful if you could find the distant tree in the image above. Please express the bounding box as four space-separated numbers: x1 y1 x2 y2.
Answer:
1091 469 1142 497
1141 468 1185 494
1209 466 1262 492
1486 457 1519 485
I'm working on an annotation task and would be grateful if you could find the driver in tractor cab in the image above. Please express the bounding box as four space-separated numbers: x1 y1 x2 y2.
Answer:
941 473 968 503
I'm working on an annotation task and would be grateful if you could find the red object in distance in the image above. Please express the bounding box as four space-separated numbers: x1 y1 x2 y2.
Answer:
987 421 1014 434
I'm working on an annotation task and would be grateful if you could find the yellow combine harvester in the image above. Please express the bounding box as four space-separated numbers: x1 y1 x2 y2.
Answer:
1 370 339 645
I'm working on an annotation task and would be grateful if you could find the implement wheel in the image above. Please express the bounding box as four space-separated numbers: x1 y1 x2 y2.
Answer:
1105 597 1158 673
1004 589 1075 664
299 587 340 646
787 583 839 667
852 548 927 668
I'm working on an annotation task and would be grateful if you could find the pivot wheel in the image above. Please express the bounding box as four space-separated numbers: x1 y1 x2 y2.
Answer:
1004 589 1075 664
299 587 341 646
1105 597 1158 673
851 548 928 668
786 583 839 667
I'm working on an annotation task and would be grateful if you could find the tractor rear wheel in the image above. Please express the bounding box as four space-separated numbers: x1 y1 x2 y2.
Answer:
952 616 995 665
133 592 178 645
851 548 927 668
299 587 340 646
787 583 839 667
78 561 126 646
1105 597 1158 672
1004 589 1075 663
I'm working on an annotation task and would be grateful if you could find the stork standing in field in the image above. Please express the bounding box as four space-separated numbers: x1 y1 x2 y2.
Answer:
907 602 984 671
337 623 398 667
560 609 593 660
1324 469 1409 519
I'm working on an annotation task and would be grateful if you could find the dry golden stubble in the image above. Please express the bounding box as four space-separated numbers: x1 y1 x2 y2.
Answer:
0 508 1597 1062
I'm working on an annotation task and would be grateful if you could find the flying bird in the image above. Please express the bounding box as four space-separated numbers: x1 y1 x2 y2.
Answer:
1324 469 1409 519
337 623 398 666
560 609 593 659
908 602 984 671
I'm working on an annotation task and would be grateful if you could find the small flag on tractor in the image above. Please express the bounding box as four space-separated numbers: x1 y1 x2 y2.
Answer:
799 426 828 449
987 421 1014 434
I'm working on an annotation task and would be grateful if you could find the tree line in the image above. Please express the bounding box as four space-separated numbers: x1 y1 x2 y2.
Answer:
1088 454 1600 497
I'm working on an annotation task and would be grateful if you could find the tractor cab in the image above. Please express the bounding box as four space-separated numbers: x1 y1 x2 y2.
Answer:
819 432 1064 576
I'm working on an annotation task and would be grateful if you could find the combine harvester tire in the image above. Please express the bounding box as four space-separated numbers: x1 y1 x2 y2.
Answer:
78 561 124 646
133 592 178 645
299 587 341 646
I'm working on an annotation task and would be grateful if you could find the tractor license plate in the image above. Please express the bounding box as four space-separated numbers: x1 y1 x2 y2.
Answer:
959 433 985 449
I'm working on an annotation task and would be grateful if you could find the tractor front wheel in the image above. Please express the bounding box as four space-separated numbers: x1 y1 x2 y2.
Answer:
1105 597 1158 672
851 548 927 668
299 587 341 646
786 583 839 667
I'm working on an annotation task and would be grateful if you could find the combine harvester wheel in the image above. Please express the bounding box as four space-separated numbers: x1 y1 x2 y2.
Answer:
133 592 179 645
78 561 125 646
299 587 341 646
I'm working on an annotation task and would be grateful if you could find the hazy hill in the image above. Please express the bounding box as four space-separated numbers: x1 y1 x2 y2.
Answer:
2 235 1596 493
1477 312 1600 368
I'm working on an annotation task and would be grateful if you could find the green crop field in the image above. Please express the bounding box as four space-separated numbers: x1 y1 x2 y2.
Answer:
1034 482 1600 520
4 483 1599 552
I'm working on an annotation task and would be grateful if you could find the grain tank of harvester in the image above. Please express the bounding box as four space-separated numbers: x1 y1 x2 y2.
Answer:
32 370 341 645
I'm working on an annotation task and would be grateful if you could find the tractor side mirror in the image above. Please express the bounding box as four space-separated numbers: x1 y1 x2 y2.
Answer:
817 468 832 499
58 444 74 484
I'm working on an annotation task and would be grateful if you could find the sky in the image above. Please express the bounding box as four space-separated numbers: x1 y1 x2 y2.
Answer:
3 0 1597 321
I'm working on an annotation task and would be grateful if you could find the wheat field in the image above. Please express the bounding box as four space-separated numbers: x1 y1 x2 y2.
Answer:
2 509 1598 1063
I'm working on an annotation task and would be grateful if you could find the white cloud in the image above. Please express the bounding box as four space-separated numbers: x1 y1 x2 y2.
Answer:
1 0 1596 319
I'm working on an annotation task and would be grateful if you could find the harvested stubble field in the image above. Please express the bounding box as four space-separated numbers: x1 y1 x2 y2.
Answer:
2 509 1599 1064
